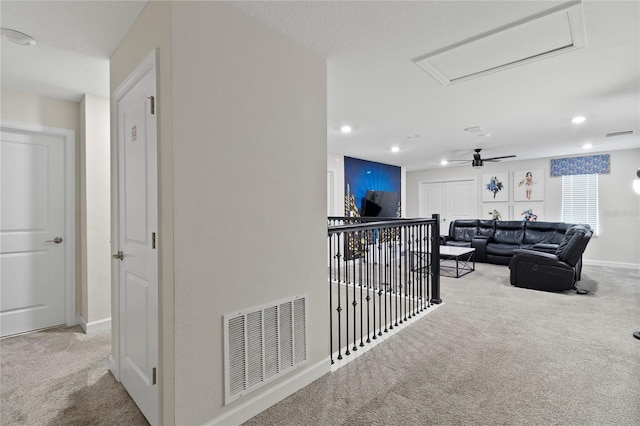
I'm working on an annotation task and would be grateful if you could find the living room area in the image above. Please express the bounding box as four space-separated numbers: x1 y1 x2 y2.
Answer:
1 1 638 425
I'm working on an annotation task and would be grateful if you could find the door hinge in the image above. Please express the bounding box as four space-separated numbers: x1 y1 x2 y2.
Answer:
148 95 155 115
152 367 157 385
152 232 156 249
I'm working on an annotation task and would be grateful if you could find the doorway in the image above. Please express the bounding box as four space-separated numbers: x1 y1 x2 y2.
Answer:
418 179 477 235
0 121 76 337
111 50 159 426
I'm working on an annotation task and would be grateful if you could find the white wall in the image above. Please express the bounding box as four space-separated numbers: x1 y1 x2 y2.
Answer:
406 148 640 267
171 2 328 424
327 153 345 216
79 94 111 330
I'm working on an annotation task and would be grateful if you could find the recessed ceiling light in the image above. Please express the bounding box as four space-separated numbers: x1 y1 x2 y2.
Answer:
1 28 36 46
440 160 448 166
340 125 352 134
478 132 491 137
391 146 400 153
571 116 586 124
582 143 592 149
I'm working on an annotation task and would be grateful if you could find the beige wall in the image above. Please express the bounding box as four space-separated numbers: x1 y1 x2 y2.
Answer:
0 88 83 313
1 88 80 130
111 2 328 423
109 0 174 423
79 95 111 326
406 148 640 266
171 1 327 423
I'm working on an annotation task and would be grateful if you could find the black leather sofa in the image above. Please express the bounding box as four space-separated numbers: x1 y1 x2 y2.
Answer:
509 224 593 291
442 219 575 265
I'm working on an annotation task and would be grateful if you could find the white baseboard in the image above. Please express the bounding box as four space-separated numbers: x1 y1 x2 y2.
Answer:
583 259 640 269
78 316 112 334
108 355 120 382
207 358 331 426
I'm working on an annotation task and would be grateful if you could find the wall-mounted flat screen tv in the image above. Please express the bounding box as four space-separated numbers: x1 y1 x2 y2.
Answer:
362 190 398 217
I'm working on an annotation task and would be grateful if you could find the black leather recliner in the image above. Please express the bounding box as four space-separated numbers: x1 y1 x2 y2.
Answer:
441 219 478 248
508 224 592 292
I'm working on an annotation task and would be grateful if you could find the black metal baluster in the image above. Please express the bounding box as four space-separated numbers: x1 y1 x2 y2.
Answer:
398 227 403 326
359 234 365 348
417 224 422 312
426 222 432 309
336 233 343 360
372 233 378 340
431 213 442 305
405 226 413 322
329 231 334 364
328 217 441 365
366 229 372 343
377 232 383 337
423 224 428 311
392 231 396 325
344 231 350 357
352 236 358 353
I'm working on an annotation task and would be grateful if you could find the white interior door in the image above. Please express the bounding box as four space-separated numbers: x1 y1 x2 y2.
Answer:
0 130 67 337
114 53 158 425
419 179 476 235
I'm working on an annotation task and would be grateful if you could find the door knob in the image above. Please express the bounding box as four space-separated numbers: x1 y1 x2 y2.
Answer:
112 251 124 260
46 237 63 244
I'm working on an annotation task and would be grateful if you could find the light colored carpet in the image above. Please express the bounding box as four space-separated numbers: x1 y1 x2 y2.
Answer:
1 326 148 426
245 263 640 425
2 264 638 425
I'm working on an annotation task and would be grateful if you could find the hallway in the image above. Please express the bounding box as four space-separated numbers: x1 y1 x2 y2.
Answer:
0 326 147 425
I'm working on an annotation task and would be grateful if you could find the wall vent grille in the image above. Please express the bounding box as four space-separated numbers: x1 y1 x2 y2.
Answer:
605 130 635 138
224 294 308 405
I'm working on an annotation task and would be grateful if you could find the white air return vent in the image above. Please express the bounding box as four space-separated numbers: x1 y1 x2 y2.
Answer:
224 294 307 405
605 130 635 138
413 1 585 85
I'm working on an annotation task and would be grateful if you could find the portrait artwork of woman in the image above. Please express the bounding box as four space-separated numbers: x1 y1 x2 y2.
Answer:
518 171 538 200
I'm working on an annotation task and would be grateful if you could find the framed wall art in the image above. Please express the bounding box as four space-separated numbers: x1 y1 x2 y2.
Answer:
514 169 544 201
482 172 509 202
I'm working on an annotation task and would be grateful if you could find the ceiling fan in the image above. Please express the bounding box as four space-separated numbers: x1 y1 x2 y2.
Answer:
452 148 517 167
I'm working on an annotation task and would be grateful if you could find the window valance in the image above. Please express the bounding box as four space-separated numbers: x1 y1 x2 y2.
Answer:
550 154 610 177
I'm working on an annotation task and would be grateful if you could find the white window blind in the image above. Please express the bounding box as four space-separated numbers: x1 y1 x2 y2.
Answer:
562 174 598 234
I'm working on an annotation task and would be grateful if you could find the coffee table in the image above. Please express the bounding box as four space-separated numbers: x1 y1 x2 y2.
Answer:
439 246 475 278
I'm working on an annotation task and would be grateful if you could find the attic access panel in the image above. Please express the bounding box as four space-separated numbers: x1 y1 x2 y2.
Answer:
413 1 586 85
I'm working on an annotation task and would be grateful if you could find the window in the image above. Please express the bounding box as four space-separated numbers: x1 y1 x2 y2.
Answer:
562 174 598 234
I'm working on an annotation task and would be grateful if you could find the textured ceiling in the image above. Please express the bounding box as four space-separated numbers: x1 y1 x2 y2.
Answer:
233 0 640 170
1 1 638 170
1 0 147 100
